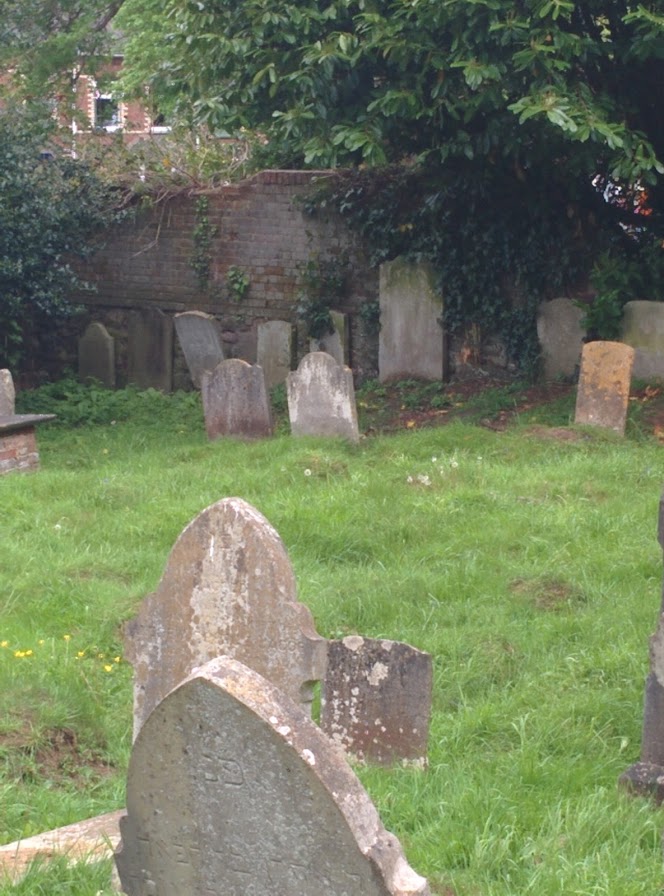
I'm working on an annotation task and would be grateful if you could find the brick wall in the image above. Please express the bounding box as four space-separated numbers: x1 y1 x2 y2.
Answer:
0 427 39 475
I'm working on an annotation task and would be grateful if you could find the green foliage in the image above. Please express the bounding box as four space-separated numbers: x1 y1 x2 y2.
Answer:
226 266 250 302
190 196 217 291
295 254 349 340
0 103 124 369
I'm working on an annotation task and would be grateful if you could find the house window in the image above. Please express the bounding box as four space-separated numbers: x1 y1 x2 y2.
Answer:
95 94 121 131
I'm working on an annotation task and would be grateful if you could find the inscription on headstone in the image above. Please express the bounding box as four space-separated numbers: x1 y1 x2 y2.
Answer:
174 311 225 388
0 369 15 416
257 320 294 389
78 322 116 388
287 352 360 442
127 308 173 392
321 637 432 766
574 340 634 434
123 497 327 738
114 657 430 896
201 359 273 439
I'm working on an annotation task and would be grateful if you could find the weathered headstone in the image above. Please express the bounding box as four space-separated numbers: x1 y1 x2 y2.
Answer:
0 369 15 415
379 258 444 382
622 301 664 381
115 657 430 896
174 311 225 388
536 298 585 381
256 320 294 389
201 359 273 439
574 340 634 434
123 497 327 739
309 310 350 366
78 322 116 388
127 308 173 392
620 492 664 803
321 637 432 766
286 352 360 442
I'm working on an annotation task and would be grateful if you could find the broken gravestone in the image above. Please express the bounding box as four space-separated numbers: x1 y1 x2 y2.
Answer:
256 320 294 390
574 340 635 435
321 637 433 767
174 311 225 389
78 322 116 388
0 369 15 416
201 359 273 439
123 497 327 739
620 492 664 802
286 352 360 442
114 657 430 896
127 308 173 392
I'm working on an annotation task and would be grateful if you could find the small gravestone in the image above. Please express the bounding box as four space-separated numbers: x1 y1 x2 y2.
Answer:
123 497 327 738
309 311 349 366
321 637 432 766
620 492 664 802
536 298 585 381
115 657 430 896
78 322 116 387
287 352 360 442
174 311 225 388
622 301 664 381
574 340 634 434
379 258 444 382
201 359 272 439
0 369 15 415
127 308 173 392
257 320 294 389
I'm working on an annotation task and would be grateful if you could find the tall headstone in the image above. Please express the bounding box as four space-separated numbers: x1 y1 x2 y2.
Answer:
309 311 350 366
78 322 116 388
174 311 225 388
574 340 634 435
321 637 432 766
127 308 173 392
536 298 585 381
0 369 15 416
123 497 327 739
620 493 664 803
201 359 273 440
286 352 360 442
256 320 294 389
115 657 430 896
622 301 664 381
379 258 444 382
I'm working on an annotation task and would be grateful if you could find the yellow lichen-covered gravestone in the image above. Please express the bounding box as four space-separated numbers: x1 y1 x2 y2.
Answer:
574 341 635 435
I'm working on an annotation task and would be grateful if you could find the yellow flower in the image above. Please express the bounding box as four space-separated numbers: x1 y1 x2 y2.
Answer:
114 656 121 663
98 652 105 659
1 640 8 648
77 651 86 658
14 650 25 658
25 649 33 657
104 664 113 673
406 420 416 429
63 634 71 641
38 639 45 646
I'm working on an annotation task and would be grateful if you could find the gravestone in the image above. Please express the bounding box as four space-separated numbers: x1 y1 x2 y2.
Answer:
536 298 585 380
379 258 444 382
0 369 15 415
622 301 664 381
123 497 327 739
321 637 432 766
574 340 634 434
115 657 430 896
309 311 349 366
201 359 273 439
78 322 116 388
620 492 664 803
174 311 225 388
127 308 173 392
286 352 360 442
256 320 294 389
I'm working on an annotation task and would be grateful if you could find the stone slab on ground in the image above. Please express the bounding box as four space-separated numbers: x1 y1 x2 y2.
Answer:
574 340 634 434
115 657 430 896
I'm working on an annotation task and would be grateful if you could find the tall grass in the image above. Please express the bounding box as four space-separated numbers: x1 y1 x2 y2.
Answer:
2 381 664 894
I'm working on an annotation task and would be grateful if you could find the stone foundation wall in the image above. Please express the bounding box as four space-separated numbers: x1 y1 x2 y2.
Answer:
0 427 39 475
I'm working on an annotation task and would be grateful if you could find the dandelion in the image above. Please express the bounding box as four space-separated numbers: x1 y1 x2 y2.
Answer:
63 634 71 641
38 639 45 646
1 640 8 648
416 474 432 487
14 650 25 658
54 523 62 530
102 448 109 455
25 649 33 657
450 458 459 469
304 469 312 477
406 475 414 484
104 664 113 673
431 457 437 463
98 652 105 659
114 656 121 664
77 651 86 658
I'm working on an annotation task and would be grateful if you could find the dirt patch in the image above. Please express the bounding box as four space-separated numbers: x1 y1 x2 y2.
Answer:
1 725 114 786
511 577 584 611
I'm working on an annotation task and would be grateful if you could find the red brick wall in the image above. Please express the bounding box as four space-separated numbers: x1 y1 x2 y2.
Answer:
0 428 39 475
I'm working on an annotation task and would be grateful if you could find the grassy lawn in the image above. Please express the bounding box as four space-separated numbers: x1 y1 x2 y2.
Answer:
2 379 664 894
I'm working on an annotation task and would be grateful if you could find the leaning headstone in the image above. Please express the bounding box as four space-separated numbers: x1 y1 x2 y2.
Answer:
256 320 294 389
622 301 664 381
123 497 327 738
287 352 360 442
201 359 273 439
574 340 634 434
0 369 15 415
309 311 349 366
115 657 430 896
379 258 444 382
127 308 173 392
536 298 585 381
620 492 664 803
174 311 225 388
321 637 432 766
78 322 116 387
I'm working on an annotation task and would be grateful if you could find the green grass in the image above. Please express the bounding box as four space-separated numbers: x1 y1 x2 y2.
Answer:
3 381 664 894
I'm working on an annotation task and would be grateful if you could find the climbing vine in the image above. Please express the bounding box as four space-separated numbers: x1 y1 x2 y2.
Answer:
190 196 218 291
